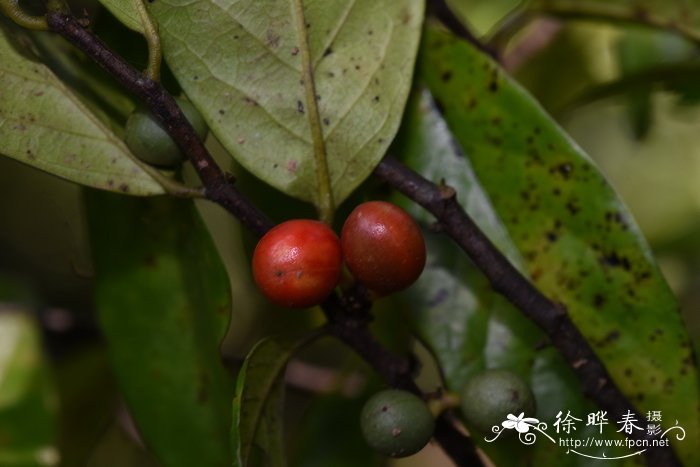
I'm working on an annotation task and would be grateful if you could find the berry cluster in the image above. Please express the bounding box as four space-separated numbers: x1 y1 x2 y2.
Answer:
252 201 426 308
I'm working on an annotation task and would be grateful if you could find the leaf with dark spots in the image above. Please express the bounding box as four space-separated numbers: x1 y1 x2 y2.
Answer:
420 24 700 464
393 91 628 465
0 26 163 195
145 0 424 207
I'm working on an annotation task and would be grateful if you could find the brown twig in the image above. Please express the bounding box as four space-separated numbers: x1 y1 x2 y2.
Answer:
427 0 501 62
45 11 273 238
45 10 481 466
374 156 681 467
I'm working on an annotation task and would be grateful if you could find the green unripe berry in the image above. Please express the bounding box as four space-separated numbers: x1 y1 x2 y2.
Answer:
460 369 536 434
360 389 435 458
125 97 208 167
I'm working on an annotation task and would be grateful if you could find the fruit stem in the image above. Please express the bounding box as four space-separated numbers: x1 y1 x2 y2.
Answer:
134 0 162 82
0 0 48 29
291 0 335 224
427 391 461 418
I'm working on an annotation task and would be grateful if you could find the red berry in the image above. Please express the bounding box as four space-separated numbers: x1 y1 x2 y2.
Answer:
341 201 426 295
252 220 342 308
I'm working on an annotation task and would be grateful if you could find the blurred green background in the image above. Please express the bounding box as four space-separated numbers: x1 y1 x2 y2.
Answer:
3 0 700 465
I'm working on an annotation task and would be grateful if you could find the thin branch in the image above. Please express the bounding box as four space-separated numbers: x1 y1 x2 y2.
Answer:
46 11 273 238
374 156 681 467
427 0 501 62
45 11 480 466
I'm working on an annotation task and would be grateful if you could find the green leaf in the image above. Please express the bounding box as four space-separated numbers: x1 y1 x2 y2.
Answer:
87 193 233 467
148 0 424 207
97 0 144 33
0 25 163 196
394 91 633 466
420 24 700 464
232 332 321 467
0 309 58 467
529 0 700 42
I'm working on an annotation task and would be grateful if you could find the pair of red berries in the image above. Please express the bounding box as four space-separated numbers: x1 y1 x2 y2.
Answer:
252 201 426 308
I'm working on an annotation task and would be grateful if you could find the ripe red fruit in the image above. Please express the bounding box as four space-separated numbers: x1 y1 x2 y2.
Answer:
252 220 342 308
341 201 426 295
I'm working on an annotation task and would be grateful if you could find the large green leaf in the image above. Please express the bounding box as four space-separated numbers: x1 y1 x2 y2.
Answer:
146 0 423 207
0 24 163 195
395 91 634 466
420 24 700 463
231 332 320 467
0 309 58 467
88 193 232 467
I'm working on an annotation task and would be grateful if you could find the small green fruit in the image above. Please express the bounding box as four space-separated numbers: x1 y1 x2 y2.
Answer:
460 369 536 434
125 97 208 167
360 389 435 458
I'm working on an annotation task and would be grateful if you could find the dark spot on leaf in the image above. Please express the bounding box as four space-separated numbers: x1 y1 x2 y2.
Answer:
552 188 561 196
297 100 305 114
489 69 499 92
373 95 380 103
624 368 633 377
534 127 541 135
272 163 278 169
327 71 335 78
441 70 453 82
323 117 330 125
468 97 477 109
550 163 573 179
492 116 501 125
600 252 631 271
545 231 558 242
144 255 157 268
382 405 388 412
593 294 606 309
368 29 373 35
233 35 239 39
119 183 129 193
324 47 333 57
377 138 385 144
243 97 258 106
598 330 619 347
355 65 361 71
566 200 580 215
218 109 225 115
